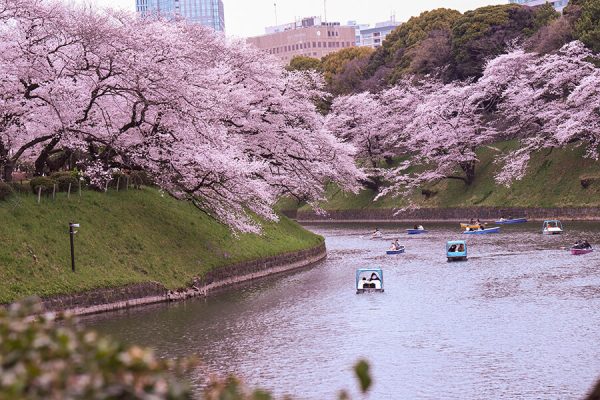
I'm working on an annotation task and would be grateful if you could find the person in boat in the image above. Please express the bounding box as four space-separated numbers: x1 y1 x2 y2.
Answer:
361 277 367 288
470 218 475 224
413 224 418 229
478 224 485 230
393 239 401 250
369 273 380 281
417 225 424 230
457 244 465 252
389 241 397 251
583 240 591 249
448 244 457 252
372 227 381 237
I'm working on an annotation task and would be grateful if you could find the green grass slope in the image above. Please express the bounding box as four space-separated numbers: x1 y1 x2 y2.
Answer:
0 188 323 303
293 141 600 212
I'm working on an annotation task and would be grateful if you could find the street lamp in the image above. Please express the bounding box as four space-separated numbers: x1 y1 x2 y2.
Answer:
69 222 80 272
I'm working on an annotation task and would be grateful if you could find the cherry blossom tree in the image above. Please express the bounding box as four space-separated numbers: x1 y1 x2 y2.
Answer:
489 41 598 184
0 0 362 232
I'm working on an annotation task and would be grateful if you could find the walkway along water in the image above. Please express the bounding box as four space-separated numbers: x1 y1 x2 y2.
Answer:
85 222 600 400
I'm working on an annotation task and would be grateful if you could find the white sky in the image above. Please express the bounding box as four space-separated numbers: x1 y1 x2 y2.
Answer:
72 0 507 38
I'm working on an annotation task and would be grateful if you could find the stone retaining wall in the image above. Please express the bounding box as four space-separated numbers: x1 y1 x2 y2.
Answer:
41 242 326 316
296 207 600 222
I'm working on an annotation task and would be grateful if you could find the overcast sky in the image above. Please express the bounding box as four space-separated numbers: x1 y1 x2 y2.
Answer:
72 0 507 38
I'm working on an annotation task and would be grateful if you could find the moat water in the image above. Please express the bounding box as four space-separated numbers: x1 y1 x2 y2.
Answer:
84 222 600 399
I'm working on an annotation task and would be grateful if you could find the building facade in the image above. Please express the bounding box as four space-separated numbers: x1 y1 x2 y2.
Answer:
135 0 225 32
357 19 401 49
247 17 356 63
508 0 569 12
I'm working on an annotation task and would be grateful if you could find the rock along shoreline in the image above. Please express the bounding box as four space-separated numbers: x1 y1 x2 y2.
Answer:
39 243 326 316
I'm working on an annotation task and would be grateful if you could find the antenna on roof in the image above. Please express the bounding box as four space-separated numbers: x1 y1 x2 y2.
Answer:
274 2 278 26
324 0 327 22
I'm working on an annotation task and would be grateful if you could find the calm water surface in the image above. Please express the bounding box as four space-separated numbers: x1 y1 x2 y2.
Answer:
84 222 600 399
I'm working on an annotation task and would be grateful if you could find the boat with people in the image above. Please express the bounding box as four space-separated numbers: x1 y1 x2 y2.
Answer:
495 217 527 224
370 228 383 240
460 222 487 230
571 240 593 255
446 240 467 261
386 239 405 254
463 226 500 234
356 268 384 293
460 219 486 230
542 220 563 235
407 224 427 235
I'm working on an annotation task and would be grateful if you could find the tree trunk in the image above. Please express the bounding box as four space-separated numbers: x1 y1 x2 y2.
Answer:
3 161 14 182
460 161 476 185
34 136 60 176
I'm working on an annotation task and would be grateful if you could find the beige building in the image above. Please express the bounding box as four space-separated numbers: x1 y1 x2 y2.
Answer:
247 17 356 63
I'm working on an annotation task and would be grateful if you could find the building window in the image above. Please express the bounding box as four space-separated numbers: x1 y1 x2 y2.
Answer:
312 41 316 47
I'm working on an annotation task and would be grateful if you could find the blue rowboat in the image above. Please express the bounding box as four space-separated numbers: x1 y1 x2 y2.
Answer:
447 240 467 261
495 218 527 224
463 226 500 234
406 229 427 235
386 247 405 255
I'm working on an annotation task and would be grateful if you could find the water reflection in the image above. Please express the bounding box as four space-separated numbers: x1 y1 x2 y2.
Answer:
84 222 600 399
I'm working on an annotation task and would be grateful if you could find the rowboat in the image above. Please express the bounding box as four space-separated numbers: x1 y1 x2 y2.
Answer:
495 218 527 224
386 247 405 255
406 229 427 235
447 240 467 261
460 223 486 230
463 226 500 234
542 220 563 235
356 268 384 294
571 248 593 255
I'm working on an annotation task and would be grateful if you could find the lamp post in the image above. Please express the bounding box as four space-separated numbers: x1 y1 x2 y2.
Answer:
69 222 80 272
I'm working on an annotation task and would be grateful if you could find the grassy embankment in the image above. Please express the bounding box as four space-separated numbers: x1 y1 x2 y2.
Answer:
285 141 600 212
0 188 323 304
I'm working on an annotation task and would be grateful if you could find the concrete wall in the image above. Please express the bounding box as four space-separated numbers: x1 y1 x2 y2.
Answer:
41 243 326 316
295 207 600 222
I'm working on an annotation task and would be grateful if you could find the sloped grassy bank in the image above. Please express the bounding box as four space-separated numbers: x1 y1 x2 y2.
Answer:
285 142 600 220
0 188 323 304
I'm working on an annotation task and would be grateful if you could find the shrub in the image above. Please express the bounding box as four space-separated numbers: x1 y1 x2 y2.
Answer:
29 176 56 195
0 182 14 201
50 171 79 192
0 299 194 400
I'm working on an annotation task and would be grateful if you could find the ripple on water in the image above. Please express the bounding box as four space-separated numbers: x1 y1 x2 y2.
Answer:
83 222 600 400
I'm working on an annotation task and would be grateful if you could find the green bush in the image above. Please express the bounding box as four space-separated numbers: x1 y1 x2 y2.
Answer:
29 176 56 195
50 171 80 192
0 299 194 400
0 182 14 201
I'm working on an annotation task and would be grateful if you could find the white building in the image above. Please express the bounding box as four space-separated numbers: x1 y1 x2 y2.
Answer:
508 0 569 12
350 19 401 49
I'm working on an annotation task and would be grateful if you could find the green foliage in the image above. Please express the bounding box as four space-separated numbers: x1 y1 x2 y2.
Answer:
321 47 374 82
531 3 561 34
573 0 600 52
286 56 321 72
0 298 194 399
0 182 14 201
452 4 538 79
353 360 372 393
0 188 323 303
50 171 79 192
366 8 462 82
29 176 56 195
